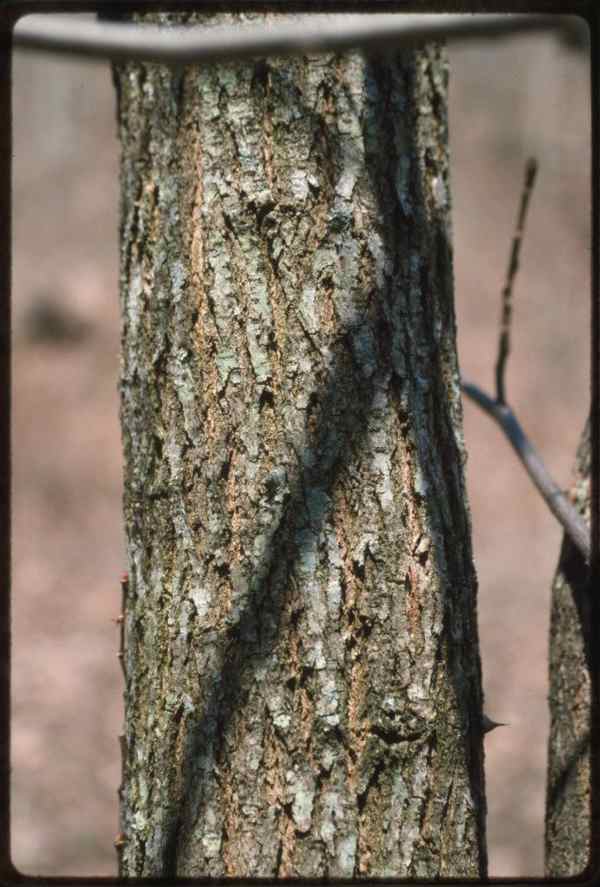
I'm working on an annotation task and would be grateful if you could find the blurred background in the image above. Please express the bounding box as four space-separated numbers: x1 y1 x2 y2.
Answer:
11 15 591 877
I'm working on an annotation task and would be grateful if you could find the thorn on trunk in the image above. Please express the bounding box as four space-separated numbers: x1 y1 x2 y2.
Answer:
482 713 508 734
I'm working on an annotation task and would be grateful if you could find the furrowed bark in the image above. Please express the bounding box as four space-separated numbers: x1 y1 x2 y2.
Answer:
115 11 487 878
545 419 591 876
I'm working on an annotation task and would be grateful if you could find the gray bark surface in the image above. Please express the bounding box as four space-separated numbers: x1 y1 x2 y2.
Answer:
544 419 591 876
115 12 486 878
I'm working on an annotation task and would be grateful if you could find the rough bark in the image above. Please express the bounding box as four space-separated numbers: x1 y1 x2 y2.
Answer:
115 11 487 878
544 419 591 876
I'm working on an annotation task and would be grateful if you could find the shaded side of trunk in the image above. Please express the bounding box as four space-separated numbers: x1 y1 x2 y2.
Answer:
544 419 591 876
115 12 486 878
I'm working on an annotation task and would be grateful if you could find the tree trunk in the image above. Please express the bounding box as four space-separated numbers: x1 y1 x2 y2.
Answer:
115 11 487 878
544 419 591 876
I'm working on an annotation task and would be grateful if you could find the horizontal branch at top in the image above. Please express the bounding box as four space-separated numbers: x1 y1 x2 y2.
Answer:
13 13 576 65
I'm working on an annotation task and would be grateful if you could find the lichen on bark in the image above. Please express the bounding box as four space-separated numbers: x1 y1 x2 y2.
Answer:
115 11 486 878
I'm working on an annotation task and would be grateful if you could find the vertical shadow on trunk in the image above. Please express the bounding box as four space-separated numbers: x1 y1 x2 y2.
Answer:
359 47 487 871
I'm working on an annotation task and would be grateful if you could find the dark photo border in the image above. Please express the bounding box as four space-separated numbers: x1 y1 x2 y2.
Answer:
0 2 597 884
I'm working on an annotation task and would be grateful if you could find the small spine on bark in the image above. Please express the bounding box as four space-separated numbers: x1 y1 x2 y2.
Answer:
116 572 128 677
115 572 129 869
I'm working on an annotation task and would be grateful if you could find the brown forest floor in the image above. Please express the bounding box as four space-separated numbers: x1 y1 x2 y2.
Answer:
11 25 590 877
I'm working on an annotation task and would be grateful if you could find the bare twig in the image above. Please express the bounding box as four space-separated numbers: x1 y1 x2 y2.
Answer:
462 156 589 561
461 377 590 562
12 13 574 66
495 157 538 404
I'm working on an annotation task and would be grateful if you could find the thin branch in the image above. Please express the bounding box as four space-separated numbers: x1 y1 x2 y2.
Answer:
464 158 591 561
461 377 590 563
12 13 574 65
495 157 538 404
